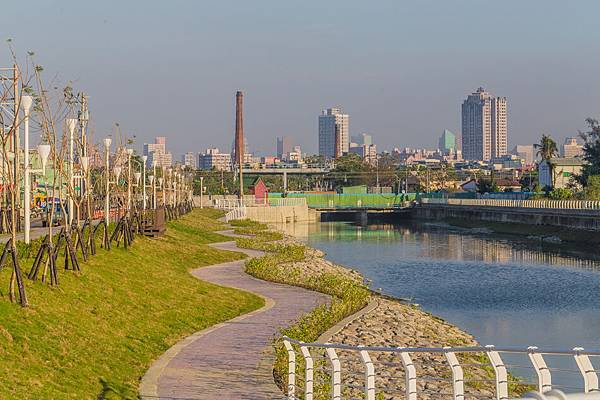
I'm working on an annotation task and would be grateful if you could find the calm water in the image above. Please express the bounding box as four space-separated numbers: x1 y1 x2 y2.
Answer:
298 221 600 387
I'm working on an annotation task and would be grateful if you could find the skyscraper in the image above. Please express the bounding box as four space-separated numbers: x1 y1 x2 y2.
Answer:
562 137 584 158
276 136 294 159
461 88 507 161
318 108 349 159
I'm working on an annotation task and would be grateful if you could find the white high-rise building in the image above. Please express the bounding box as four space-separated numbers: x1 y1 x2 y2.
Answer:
143 136 173 168
182 152 196 168
461 88 507 161
318 108 349 159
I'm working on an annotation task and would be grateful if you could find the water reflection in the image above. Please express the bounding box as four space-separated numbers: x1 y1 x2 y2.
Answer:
302 221 600 388
307 221 600 271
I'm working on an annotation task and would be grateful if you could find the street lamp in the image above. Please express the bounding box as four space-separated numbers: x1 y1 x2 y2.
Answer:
21 95 33 243
142 155 147 210
200 176 204 209
104 137 112 225
127 148 133 213
158 177 164 207
66 118 77 226
149 174 155 210
152 160 157 209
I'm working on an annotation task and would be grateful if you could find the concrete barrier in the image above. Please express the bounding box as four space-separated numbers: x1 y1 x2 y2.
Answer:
244 204 310 224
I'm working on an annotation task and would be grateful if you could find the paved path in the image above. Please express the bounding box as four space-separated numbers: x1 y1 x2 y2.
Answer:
140 232 328 400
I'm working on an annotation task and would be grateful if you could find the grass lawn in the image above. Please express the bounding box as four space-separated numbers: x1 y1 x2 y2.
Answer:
0 208 264 399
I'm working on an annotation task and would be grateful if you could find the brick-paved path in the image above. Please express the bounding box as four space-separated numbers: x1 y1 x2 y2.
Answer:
141 234 328 400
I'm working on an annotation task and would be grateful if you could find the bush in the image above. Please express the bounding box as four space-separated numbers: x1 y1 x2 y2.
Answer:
548 187 573 200
584 175 600 200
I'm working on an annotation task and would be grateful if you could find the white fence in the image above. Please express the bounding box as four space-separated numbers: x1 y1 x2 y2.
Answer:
224 206 246 222
269 198 307 207
214 197 307 210
283 337 600 400
421 198 600 210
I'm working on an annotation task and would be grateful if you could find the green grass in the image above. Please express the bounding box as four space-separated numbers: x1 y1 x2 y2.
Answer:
0 208 264 399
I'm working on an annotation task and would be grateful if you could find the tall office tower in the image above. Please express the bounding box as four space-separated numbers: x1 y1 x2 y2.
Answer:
562 137 584 158
438 129 457 155
318 108 349 159
276 136 294 159
234 91 244 168
461 87 507 161
143 136 173 168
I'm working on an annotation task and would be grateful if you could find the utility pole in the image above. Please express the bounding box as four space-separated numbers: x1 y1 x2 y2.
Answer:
235 91 244 198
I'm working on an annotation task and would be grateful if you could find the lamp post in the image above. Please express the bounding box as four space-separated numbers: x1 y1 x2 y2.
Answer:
149 174 155 210
142 156 147 210
127 148 133 213
104 137 112 225
66 118 77 227
158 177 164 207
80 156 89 220
21 96 33 243
114 166 122 220
200 176 204 209
152 161 157 209
134 171 141 207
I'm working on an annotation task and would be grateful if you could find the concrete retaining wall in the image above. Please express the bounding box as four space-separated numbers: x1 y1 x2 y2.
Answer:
245 205 310 224
414 204 600 231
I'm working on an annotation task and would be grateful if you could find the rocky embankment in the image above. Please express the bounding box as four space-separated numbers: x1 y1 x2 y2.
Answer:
276 237 498 399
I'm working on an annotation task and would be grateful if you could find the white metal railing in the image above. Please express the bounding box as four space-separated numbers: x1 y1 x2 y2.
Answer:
421 198 600 210
269 198 307 207
215 197 306 210
283 337 600 400
224 205 246 222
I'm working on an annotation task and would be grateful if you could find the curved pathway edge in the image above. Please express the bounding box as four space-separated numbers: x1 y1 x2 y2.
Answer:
139 229 329 400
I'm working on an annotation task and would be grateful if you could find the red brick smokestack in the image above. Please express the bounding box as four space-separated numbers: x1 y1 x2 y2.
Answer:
235 91 244 167
235 91 244 196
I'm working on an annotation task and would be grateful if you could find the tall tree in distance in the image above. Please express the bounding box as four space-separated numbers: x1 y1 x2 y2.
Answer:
577 118 600 187
534 134 558 161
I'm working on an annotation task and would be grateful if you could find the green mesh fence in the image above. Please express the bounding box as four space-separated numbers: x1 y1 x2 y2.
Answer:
269 193 418 208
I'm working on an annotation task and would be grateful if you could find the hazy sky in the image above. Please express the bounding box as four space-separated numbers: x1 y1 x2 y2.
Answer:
3 0 600 158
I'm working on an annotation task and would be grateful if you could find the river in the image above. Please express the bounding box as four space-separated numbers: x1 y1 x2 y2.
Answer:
283 220 600 388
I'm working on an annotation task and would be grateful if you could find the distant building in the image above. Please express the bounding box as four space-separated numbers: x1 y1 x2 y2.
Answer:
438 129 457 155
351 133 372 146
512 144 535 166
349 144 377 164
461 87 507 161
561 137 584 158
182 152 196 169
319 108 349 159
143 136 173 168
198 148 231 171
276 136 294 159
538 157 584 189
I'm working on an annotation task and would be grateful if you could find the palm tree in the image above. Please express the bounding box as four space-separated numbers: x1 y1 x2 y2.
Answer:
535 134 558 188
534 134 558 161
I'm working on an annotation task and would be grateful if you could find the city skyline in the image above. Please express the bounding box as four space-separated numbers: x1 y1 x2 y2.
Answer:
3 0 599 157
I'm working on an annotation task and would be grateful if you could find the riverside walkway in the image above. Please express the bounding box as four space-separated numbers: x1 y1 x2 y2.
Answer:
140 230 328 400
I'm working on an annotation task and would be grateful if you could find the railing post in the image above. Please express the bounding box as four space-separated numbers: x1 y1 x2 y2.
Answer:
326 347 342 400
359 348 376 400
485 345 509 400
573 347 599 393
300 345 314 400
444 348 465 400
399 351 417 400
283 339 296 399
528 346 552 393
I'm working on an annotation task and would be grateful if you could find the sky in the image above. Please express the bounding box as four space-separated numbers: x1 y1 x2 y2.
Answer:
2 0 600 158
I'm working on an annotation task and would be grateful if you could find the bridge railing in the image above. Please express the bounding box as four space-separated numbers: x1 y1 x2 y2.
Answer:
268 198 307 207
283 336 600 400
214 197 307 211
421 198 600 210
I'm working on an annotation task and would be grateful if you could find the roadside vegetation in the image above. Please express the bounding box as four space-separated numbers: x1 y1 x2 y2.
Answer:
230 219 371 392
0 208 263 399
